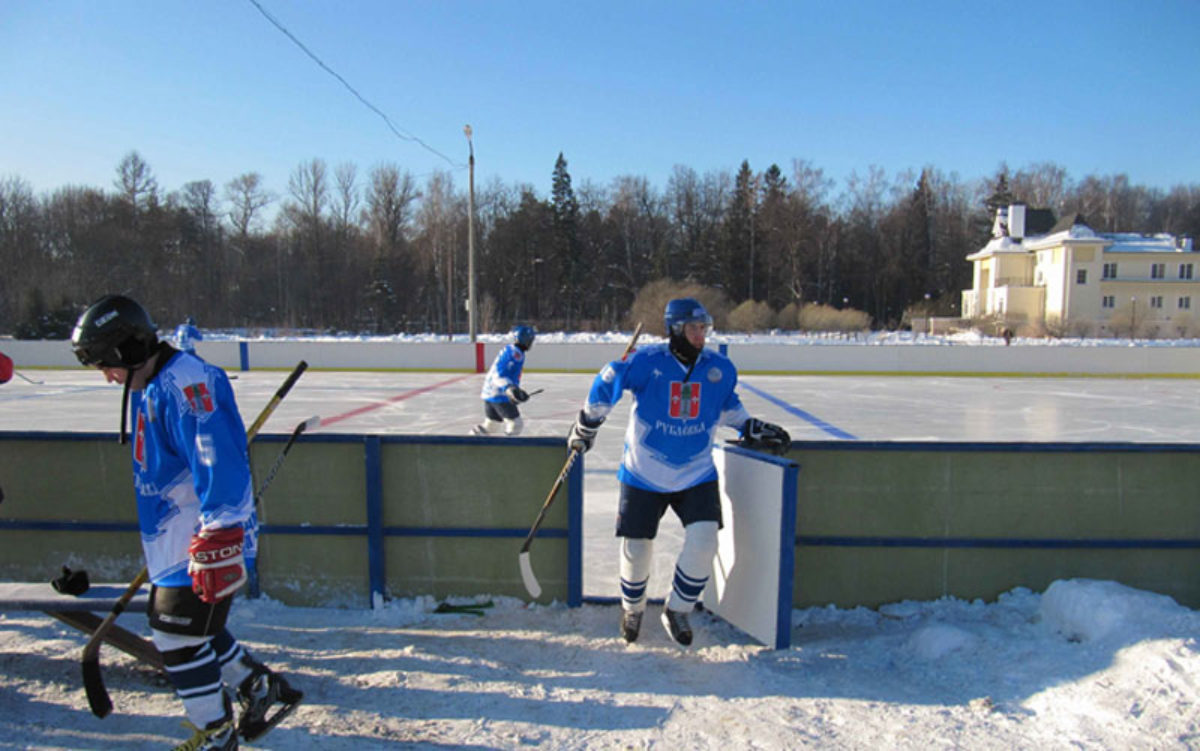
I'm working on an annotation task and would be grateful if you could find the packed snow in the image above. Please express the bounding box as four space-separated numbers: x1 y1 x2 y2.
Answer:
2 579 1199 749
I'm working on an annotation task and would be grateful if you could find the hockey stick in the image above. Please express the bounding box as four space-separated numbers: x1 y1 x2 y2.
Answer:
253 415 320 504
246 361 308 438
82 360 308 718
15 370 44 385
519 322 642 599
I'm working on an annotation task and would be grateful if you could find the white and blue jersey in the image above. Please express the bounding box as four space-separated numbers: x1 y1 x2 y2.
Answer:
130 349 257 587
582 342 751 493
174 323 202 353
480 343 526 403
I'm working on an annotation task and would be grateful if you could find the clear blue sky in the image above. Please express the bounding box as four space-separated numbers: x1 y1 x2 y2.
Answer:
3 0 1197 204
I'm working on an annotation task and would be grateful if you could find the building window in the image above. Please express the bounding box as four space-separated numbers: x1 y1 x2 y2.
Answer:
1181 264 1194 280
1150 296 1164 309
1102 295 1115 308
1103 263 1118 279
1152 263 1165 279
1076 269 1087 284
1180 297 1191 310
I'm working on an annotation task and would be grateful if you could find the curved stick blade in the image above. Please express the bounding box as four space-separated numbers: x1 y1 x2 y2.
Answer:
519 551 542 599
83 656 113 718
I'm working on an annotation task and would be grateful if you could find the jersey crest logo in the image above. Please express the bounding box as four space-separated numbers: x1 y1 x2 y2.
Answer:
669 381 701 419
133 410 147 469
184 382 214 413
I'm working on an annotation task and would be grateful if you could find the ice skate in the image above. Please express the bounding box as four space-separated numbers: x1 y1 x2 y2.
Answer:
173 714 237 751
235 663 303 742
620 609 643 643
661 607 693 646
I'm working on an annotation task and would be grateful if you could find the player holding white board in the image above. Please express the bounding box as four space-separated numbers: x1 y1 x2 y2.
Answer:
567 298 790 645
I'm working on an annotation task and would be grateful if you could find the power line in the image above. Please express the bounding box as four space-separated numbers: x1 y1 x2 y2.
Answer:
246 0 464 170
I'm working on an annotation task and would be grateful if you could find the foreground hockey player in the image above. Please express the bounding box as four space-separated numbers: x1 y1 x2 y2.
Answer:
71 294 301 750
472 324 536 436
568 298 790 645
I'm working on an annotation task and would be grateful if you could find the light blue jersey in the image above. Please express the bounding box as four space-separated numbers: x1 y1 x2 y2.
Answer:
130 349 257 587
480 343 526 403
582 342 751 492
175 323 202 353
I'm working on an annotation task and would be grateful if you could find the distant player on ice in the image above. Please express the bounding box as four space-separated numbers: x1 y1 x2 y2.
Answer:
0 349 11 384
568 298 790 646
71 295 301 750
175 316 203 353
472 325 536 436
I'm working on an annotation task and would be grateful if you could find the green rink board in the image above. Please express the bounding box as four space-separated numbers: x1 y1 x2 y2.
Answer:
789 444 1200 608
797 546 1200 609
0 433 574 608
0 438 134 519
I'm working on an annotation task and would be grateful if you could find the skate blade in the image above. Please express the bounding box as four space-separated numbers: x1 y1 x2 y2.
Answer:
241 692 303 742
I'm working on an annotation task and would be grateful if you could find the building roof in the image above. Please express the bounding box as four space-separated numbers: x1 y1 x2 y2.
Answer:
1050 213 1089 234
1026 209 1058 235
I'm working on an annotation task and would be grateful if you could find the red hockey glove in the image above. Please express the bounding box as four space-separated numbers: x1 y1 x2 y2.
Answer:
187 526 247 603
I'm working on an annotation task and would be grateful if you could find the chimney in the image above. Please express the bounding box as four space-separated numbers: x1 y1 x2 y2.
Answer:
1008 203 1026 240
1182 236 1194 252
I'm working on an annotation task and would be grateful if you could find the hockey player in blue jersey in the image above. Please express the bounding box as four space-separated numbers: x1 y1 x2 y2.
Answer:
72 295 301 751
175 316 203 353
472 325 536 436
568 298 790 646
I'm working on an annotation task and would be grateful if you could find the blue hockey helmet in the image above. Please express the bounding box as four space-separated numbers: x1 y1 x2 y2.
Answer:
512 325 536 350
663 298 713 337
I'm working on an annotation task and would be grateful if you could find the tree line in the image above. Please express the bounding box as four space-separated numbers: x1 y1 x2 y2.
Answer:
1 150 1197 338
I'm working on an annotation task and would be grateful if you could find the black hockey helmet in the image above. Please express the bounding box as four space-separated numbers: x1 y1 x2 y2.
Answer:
71 294 159 368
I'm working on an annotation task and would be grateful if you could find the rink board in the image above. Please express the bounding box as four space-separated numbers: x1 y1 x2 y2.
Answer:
788 441 1200 609
0 432 581 608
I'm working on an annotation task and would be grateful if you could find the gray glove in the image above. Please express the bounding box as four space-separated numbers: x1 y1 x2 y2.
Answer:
740 418 791 454
568 411 604 453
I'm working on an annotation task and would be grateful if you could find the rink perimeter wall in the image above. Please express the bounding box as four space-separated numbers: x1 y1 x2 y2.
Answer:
786 441 1200 610
6 337 1200 375
3 430 1199 613
0 432 581 608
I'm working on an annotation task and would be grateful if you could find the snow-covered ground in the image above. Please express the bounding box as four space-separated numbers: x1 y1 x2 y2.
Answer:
2 579 1198 749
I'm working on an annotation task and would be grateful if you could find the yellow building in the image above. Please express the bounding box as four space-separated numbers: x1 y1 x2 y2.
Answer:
961 204 1197 336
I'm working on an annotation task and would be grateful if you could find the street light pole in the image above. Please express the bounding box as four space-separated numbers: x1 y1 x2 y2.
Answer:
464 125 477 342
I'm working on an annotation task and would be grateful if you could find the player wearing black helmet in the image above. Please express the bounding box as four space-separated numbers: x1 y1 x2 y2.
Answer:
71 294 301 750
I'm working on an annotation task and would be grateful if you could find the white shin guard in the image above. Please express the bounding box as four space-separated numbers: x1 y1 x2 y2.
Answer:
619 537 653 612
504 417 524 436
667 521 719 612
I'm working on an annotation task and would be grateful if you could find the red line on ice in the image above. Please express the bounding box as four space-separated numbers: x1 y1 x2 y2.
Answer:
320 374 475 427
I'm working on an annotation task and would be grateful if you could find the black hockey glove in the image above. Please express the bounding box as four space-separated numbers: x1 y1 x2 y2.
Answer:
568 411 604 453
740 418 792 455
507 385 530 403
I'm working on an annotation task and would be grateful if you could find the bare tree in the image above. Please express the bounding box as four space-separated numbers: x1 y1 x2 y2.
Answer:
114 151 158 211
224 172 274 239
